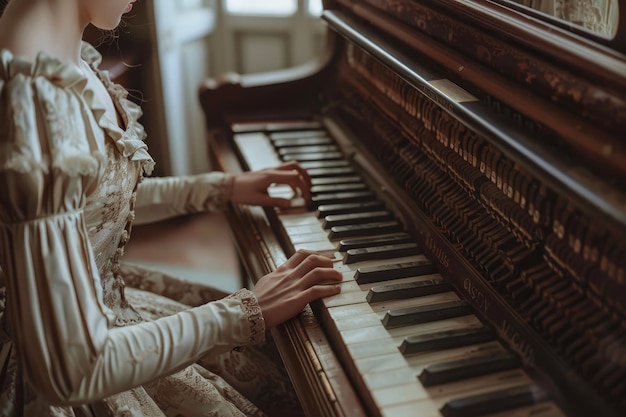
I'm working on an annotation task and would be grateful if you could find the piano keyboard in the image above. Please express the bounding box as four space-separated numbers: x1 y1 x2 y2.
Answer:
233 125 566 417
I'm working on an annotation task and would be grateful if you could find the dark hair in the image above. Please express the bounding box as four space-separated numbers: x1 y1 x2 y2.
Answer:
0 0 9 17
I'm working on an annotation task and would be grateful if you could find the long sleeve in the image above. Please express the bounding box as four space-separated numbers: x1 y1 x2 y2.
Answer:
0 49 265 406
133 172 234 225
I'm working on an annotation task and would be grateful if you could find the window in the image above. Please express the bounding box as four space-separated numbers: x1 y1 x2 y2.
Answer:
308 0 323 16
225 0 323 16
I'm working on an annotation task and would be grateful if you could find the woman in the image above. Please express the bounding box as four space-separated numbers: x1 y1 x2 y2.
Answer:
0 0 342 416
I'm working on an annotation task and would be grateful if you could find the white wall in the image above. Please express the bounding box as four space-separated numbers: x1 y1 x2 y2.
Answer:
145 0 325 176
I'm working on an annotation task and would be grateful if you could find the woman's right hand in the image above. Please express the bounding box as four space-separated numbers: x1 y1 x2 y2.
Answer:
252 250 342 329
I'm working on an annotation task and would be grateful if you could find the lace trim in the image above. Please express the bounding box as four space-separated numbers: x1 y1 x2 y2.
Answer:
226 289 265 345
221 173 235 206
201 172 236 212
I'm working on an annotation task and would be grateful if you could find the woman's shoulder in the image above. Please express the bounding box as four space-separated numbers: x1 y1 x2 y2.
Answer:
0 46 86 91
0 45 107 174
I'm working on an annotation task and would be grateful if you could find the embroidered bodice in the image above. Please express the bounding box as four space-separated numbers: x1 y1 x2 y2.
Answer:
0 42 264 409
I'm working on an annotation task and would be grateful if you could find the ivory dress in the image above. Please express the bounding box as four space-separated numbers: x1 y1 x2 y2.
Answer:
0 43 300 417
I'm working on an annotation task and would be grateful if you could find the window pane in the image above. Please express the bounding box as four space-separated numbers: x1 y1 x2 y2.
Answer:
225 0 297 15
309 0 323 16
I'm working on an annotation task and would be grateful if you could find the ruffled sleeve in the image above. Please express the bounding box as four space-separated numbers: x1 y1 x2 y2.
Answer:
133 172 235 225
0 49 264 406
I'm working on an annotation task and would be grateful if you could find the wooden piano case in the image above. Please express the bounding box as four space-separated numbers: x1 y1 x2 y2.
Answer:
199 1 626 416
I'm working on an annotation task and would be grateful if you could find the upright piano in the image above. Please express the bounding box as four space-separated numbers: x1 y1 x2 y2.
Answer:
199 1 626 416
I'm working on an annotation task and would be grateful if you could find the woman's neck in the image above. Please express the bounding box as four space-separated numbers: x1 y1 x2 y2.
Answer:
0 0 86 64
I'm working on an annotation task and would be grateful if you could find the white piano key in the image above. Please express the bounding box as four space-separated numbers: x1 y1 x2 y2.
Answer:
372 381 424 408
331 316 488 363
333 254 429 274
288 231 331 244
346 336 400 360
381 400 443 417
355 341 504 375
340 270 357 282
322 288 368 308
234 132 280 170
286 232 337 245
293 240 338 254
284 224 324 235
353 351 409 374
322 281 458 330
268 184 296 200
327 302 375 321
377 380 535 417
279 212 323 226
483 402 565 417
368 292 462 319
340 315 483 346
362 367 418 390
358 360 530 399
333 312 382 331
334 280 361 292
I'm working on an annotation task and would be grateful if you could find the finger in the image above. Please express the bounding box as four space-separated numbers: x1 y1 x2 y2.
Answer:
301 283 342 302
280 248 319 270
274 162 312 200
254 194 293 208
299 267 342 288
266 171 311 201
291 253 334 278
293 165 312 199
279 161 312 187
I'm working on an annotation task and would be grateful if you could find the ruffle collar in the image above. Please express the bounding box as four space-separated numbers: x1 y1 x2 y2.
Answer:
0 43 155 175
80 43 154 175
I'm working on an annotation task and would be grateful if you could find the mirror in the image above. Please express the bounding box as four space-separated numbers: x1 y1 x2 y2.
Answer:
504 0 619 38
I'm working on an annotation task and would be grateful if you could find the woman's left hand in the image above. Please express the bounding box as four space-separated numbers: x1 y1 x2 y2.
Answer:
230 161 312 208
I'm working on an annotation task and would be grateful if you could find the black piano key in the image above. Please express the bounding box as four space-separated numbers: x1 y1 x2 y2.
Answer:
399 326 496 355
277 145 338 155
307 167 356 178
300 160 350 169
328 220 402 240
316 201 385 218
367 277 450 303
282 151 343 162
323 210 393 229
268 130 327 140
382 300 473 328
311 176 362 186
312 191 376 206
338 233 412 251
311 182 368 195
418 352 520 386
272 137 332 147
355 260 437 284
440 385 542 417
346 242 422 264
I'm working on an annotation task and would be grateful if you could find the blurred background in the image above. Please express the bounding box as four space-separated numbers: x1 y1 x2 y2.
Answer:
87 0 326 177
86 0 327 292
